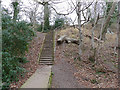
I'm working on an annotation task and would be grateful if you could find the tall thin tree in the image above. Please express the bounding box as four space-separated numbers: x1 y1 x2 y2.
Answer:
12 0 19 22
34 0 50 32
0 0 2 89
76 1 82 56
100 2 117 40
118 1 120 87
43 2 50 31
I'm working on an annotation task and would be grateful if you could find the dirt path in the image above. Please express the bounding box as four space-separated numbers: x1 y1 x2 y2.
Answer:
51 42 84 88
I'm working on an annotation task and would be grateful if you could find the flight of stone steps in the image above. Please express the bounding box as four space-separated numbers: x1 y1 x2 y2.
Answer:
39 31 54 65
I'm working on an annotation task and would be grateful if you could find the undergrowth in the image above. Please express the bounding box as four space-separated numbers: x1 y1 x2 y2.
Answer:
2 12 35 89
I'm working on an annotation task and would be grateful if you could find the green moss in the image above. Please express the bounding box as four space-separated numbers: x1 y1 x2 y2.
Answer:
74 56 81 61
52 31 55 62
90 79 98 84
95 68 106 75
89 55 95 63
48 71 53 88
37 34 46 63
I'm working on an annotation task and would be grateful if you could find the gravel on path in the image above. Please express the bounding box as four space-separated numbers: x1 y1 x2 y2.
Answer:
51 42 85 88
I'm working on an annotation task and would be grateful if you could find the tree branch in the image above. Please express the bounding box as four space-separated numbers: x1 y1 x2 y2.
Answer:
51 1 93 16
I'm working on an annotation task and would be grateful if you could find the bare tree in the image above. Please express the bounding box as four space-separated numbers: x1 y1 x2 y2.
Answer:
76 1 82 56
43 1 50 31
91 14 99 49
12 0 20 22
118 1 120 87
0 0 2 89
76 1 93 56
91 1 98 49
100 2 117 40
99 2 107 40
33 0 51 31
33 0 94 56
29 2 40 30
21 1 43 30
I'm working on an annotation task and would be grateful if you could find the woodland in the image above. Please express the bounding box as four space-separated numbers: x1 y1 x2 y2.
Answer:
0 0 120 89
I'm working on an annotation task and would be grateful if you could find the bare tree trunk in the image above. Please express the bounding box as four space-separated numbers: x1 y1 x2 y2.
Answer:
12 0 19 22
29 11 35 31
91 14 99 47
118 1 120 87
57 35 67 45
91 24 96 49
101 2 117 40
99 3 107 40
0 0 2 89
33 1 50 32
44 2 50 31
41 22 44 32
91 1 97 49
77 1 82 56
32 12 37 31
114 4 119 55
57 36 79 45
33 3 39 31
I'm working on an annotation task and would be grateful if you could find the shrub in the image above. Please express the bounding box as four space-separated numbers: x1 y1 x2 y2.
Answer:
37 24 51 33
2 13 34 89
53 18 64 29
37 24 43 32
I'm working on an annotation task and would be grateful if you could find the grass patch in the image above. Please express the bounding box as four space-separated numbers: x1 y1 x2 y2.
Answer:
48 71 53 88
96 71 106 75
90 79 98 84
88 55 95 63
104 59 107 62
114 64 118 68
95 68 106 75
74 56 81 61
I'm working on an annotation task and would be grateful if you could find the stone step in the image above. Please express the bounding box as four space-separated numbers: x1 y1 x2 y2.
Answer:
41 51 53 54
42 48 53 50
44 44 53 48
42 47 53 49
41 57 52 59
42 48 52 50
44 44 52 46
44 41 53 43
43 46 53 48
39 31 54 65
40 62 53 65
40 53 52 56
41 52 53 54
40 59 53 61
40 60 53 62
40 55 53 57
40 61 53 63
43 44 53 47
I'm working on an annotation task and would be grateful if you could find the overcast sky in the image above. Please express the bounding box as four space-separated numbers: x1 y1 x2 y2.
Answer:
1 0 80 24
1 0 108 25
